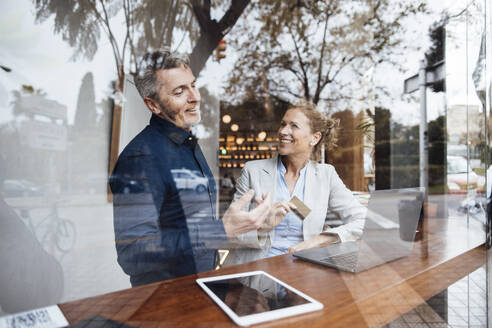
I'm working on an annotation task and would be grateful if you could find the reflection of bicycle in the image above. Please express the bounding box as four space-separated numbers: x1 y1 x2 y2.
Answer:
19 201 76 255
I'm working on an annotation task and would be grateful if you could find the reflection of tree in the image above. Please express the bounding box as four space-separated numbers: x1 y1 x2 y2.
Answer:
65 77 115 194
225 0 427 109
425 22 445 93
390 120 419 189
374 107 391 190
32 0 251 88
428 115 446 194
33 0 187 89
74 73 97 132
33 0 252 177
71 73 108 192
374 108 446 192
425 23 444 67
388 116 445 194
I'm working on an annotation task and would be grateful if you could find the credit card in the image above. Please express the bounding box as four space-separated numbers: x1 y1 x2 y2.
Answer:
290 196 311 220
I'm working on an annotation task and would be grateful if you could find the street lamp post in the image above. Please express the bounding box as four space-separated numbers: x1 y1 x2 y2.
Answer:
404 59 445 201
418 59 429 195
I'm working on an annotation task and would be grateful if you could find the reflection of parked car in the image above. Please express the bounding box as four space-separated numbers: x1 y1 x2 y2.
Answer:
171 169 208 193
2 179 44 197
447 156 485 193
191 170 203 177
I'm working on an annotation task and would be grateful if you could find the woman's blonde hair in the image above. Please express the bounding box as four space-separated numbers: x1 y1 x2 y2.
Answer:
287 103 339 162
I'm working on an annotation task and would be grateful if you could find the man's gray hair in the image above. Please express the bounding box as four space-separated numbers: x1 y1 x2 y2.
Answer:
134 48 190 100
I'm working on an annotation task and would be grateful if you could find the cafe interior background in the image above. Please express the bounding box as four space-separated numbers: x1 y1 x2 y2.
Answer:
0 0 491 325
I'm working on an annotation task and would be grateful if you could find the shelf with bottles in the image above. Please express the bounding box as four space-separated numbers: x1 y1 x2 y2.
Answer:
218 145 277 162
219 135 279 146
219 162 244 168
218 133 279 169
218 153 274 167
218 152 274 160
219 137 279 148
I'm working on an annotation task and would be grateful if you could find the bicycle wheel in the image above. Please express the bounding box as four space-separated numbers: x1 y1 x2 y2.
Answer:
55 219 76 253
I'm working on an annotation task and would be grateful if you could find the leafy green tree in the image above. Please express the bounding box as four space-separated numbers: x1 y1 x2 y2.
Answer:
32 0 251 174
32 0 251 90
225 0 427 109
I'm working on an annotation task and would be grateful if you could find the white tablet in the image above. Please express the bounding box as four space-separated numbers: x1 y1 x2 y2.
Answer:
196 271 323 327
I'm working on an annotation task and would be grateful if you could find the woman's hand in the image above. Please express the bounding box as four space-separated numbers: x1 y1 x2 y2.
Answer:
288 234 340 253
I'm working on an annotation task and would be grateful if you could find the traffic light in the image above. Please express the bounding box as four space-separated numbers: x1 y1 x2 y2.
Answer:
215 39 226 62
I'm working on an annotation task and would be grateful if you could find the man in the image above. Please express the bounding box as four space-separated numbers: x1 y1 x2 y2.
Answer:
109 49 271 287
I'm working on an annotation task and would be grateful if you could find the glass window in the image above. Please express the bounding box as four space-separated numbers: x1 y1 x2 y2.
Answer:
0 1 490 327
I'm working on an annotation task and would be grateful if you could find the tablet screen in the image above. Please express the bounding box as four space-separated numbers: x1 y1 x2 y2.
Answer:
203 273 310 316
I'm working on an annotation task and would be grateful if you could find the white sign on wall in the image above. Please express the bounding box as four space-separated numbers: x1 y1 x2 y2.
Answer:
23 120 67 151
20 95 67 121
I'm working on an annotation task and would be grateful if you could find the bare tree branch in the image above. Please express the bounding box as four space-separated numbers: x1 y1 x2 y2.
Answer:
269 78 302 99
288 26 310 100
98 0 122 66
121 0 131 66
285 66 305 85
313 12 330 104
84 0 124 89
164 0 180 46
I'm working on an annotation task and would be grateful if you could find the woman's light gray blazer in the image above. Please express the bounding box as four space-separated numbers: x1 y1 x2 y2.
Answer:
224 155 367 266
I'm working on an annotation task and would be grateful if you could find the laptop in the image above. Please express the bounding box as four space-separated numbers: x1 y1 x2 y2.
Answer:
293 188 424 273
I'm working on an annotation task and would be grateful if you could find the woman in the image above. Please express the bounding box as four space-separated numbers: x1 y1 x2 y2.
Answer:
225 104 366 266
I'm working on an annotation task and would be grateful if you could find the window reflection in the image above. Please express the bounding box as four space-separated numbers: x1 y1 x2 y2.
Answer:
0 1 489 326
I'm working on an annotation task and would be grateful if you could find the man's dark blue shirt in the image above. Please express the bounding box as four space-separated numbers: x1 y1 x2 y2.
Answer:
109 114 228 286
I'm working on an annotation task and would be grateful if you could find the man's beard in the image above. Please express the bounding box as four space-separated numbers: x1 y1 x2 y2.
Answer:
157 99 201 127
157 99 177 121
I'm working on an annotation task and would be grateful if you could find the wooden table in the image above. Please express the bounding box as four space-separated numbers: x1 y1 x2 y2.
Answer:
60 218 486 327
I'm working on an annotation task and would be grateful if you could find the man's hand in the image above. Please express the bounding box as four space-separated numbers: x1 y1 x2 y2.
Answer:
258 200 296 232
222 190 272 238
288 234 340 253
